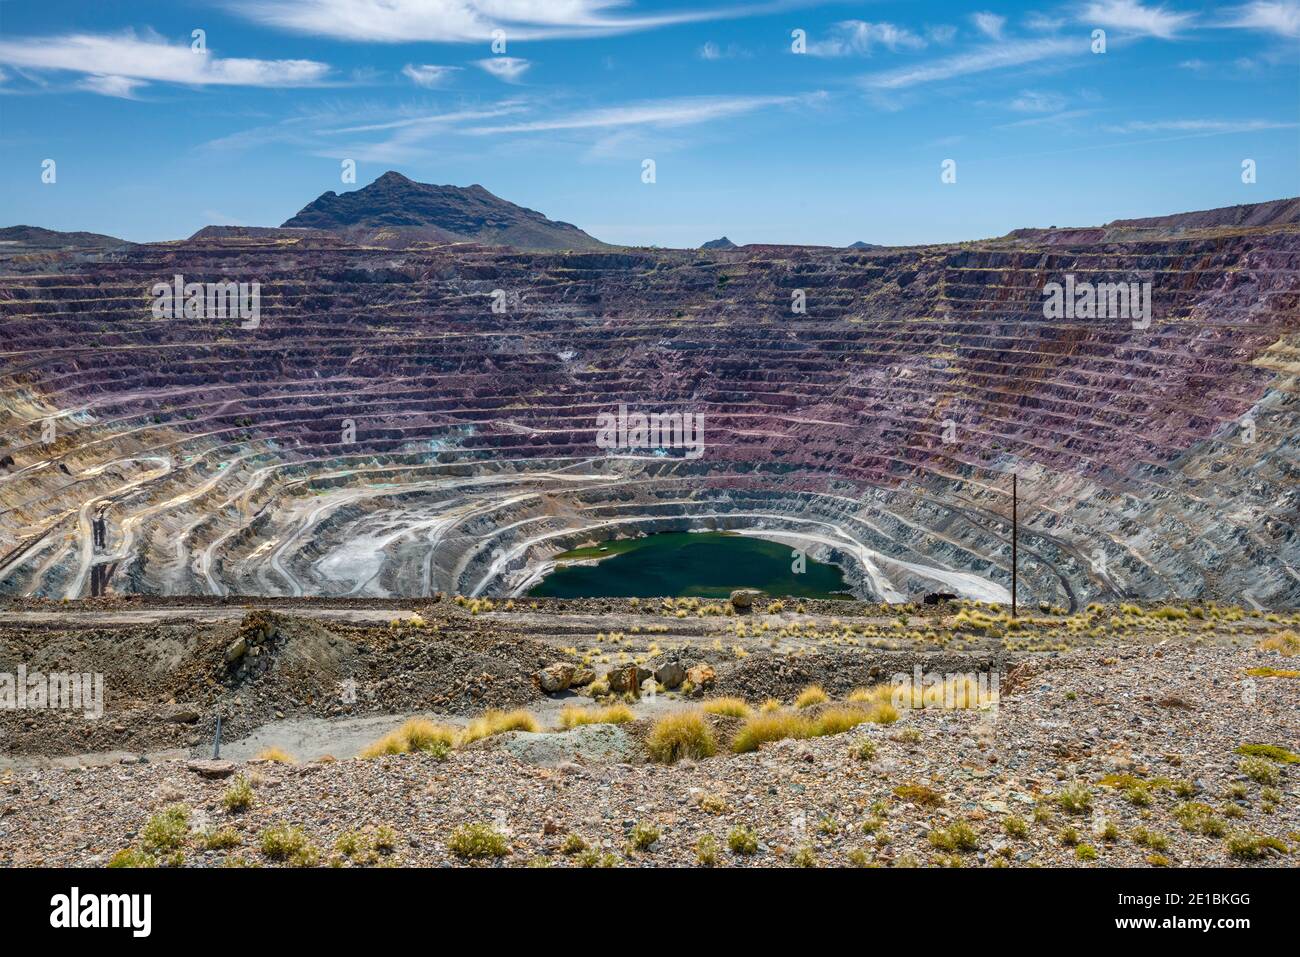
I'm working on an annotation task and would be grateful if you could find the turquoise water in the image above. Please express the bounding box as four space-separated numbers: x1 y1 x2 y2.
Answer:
528 532 851 599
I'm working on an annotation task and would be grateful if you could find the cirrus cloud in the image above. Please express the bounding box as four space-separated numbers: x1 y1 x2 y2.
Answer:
1079 0 1195 39
401 63 460 88
0 29 330 95
475 57 531 82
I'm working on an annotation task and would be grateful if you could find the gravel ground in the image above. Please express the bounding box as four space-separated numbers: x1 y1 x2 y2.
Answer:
3 642 1295 868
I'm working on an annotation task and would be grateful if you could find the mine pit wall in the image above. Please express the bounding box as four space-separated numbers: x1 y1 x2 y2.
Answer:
1 224 1298 606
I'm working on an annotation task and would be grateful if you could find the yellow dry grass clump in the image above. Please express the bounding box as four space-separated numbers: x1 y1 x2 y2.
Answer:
1258 630 1300 657
460 709 540 745
559 704 635 728
701 697 752 718
732 692 900 752
732 712 814 752
794 685 828 709
359 718 457 758
646 710 717 763
255 747 296 764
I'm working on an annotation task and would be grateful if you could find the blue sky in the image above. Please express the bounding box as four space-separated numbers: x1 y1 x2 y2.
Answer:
0 0 1296 246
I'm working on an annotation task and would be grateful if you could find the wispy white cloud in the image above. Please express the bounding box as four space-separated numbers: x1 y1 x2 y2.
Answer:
1008 89 1066 112
1221 1 1300 36
997 107 1097 128
1025 12 1068 30
476 57 530 82
1079 1 1194 39
78 74 147 98
806 20 927 57
401 64 459 88
232 0 783 43
859 37 1083 89
0 29 330 95
468 93 822 134
972 12 1007 38
1105 118 1297 132
698 41 750 60
323 104 529 135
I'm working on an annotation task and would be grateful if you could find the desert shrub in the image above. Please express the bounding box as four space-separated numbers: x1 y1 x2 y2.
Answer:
1053 781 1093 815
646 711 717 763
1131 828 1169 852
854 739 877 762
258 821 309 858
1003 816 1029 839
1225 832 1288 860
1075 843 1099 861
697 792 730 814
107 848 157 868
199 827 240 851
222 775 254 812
893 784 944 807
695 834 720 867
1125 785 1153 807
560 833 587 855
928 822 979 852
1239 757 1280 785
372 825 397 853
260 824 309 861
447 823 510 859
791 845 817 867
628 821 660 851
728 825 759 855
142 805 190 854
1174 802 1226 836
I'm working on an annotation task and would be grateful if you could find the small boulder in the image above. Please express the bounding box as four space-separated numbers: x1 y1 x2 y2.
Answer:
224 637 247 666
686 664 716 690
537 663 577 694
186 759 236 779
654 660 687 689
162 704 201 724
606 665 653 693
571 667 596 688
729 589 761 611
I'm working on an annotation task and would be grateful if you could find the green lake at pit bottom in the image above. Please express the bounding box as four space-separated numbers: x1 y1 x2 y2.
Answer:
527 531 852 600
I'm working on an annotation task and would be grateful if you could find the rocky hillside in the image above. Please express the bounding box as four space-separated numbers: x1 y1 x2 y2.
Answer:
0 198 1296 607
281 171 608 250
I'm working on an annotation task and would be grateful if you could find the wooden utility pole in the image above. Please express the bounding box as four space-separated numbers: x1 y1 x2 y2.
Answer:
1011 472 1018 619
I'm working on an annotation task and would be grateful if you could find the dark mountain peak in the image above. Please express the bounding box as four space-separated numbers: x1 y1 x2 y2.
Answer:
0 224 130 251
282 172 607 250
701 236 737 250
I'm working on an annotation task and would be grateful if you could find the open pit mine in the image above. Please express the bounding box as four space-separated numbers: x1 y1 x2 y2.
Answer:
3 175 1300 875
2 174 1297 610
